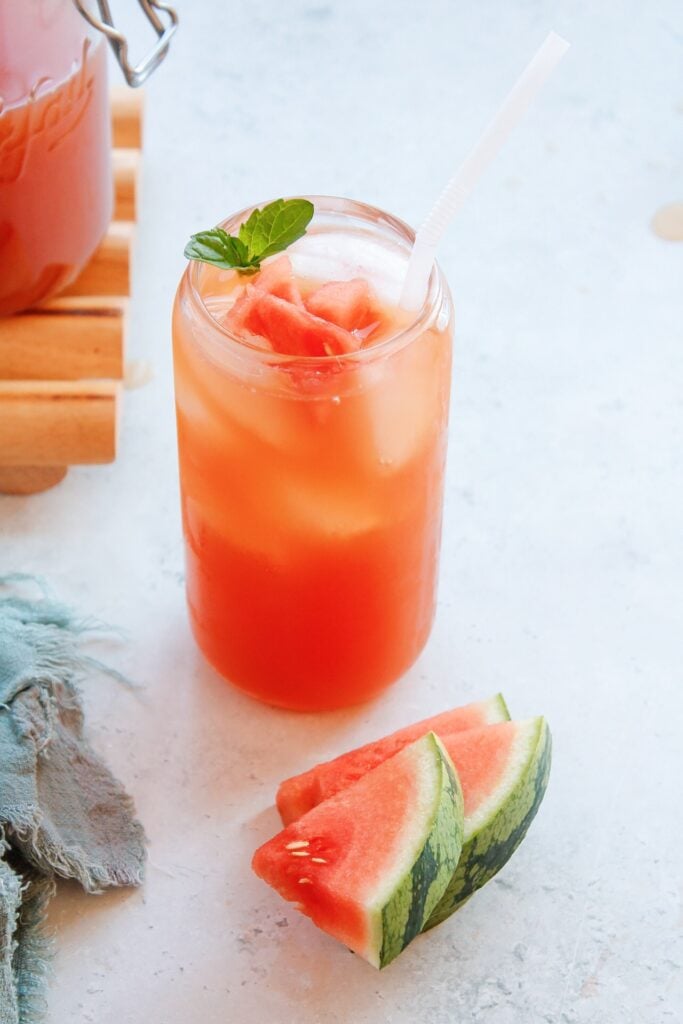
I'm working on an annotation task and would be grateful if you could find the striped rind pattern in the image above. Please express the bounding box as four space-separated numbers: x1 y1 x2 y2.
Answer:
377 734 464 967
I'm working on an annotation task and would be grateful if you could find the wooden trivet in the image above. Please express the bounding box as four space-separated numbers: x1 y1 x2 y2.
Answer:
0 89 142 495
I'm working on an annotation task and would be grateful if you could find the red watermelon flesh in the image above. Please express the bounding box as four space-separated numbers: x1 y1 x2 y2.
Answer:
254 293 361 357
278 723 518 831
223 284 258 332
305 278 374 331
443 722 516 819
221 257 374 356
277 694 509 825
223 256 300 342
253 255 303 304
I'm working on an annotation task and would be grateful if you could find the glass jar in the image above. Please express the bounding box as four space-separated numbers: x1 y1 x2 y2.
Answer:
0 0 177 316
173 197 454 712
0 0 112 314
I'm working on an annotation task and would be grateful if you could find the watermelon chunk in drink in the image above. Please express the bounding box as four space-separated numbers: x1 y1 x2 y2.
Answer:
305 278 378 332
254 293 361 357
221 257 383 357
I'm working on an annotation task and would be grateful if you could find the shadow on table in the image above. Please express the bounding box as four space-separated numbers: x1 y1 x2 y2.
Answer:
148 601 419 816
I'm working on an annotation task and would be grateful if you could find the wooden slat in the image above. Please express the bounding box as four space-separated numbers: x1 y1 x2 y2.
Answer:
113 148 141 221
111 87 144 149
0 466 67 495
0 91 142 491
0 297 126 381
62 222 134 298
0 381 119 465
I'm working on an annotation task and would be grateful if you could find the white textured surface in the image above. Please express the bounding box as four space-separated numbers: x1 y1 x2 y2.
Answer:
2 1 682 1021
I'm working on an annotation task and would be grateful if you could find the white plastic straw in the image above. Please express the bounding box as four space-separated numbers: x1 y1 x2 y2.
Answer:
400 31 570 310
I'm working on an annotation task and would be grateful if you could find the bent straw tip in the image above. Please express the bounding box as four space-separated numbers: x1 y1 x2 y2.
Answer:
545 30 571 53
399 29 571 311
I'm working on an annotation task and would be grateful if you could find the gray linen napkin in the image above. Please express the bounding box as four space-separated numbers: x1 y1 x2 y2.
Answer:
0 849 54 1024
0 581 146 1023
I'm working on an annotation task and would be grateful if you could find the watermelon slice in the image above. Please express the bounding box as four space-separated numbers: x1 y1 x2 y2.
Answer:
424 716 551 928
276 693 509 825
276 707 551 931
252 732 464 969
305 278 373 331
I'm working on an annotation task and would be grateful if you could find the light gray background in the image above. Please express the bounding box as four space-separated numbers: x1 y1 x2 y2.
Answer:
2 1 682 1021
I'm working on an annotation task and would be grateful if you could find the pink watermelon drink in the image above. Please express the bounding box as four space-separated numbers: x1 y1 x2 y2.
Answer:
0 2 112 314
173 197 454 710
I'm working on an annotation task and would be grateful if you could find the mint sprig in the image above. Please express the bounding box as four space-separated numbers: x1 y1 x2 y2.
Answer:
184 198 314 274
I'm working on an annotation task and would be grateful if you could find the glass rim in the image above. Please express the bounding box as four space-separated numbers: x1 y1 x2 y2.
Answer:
182 195 448 370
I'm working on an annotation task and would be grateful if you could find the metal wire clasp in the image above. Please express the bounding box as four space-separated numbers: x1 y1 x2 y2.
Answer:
72 0 178 87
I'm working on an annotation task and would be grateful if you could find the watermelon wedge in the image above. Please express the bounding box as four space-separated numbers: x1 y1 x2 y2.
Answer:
424 716 552 928
252 733 464 969
276 707 551 931
276 693 509 825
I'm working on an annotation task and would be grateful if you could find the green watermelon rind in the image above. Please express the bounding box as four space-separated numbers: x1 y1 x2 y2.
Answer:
374 733 464 968
490 692 511 723
423 716 552 931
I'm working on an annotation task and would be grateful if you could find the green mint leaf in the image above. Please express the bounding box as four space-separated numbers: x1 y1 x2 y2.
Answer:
184 228 251 270
253 199 314 261
238 200 285 259
184 199 314 271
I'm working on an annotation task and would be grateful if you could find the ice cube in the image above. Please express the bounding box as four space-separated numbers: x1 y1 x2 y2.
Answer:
275 470 383 541
362 328 451 469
